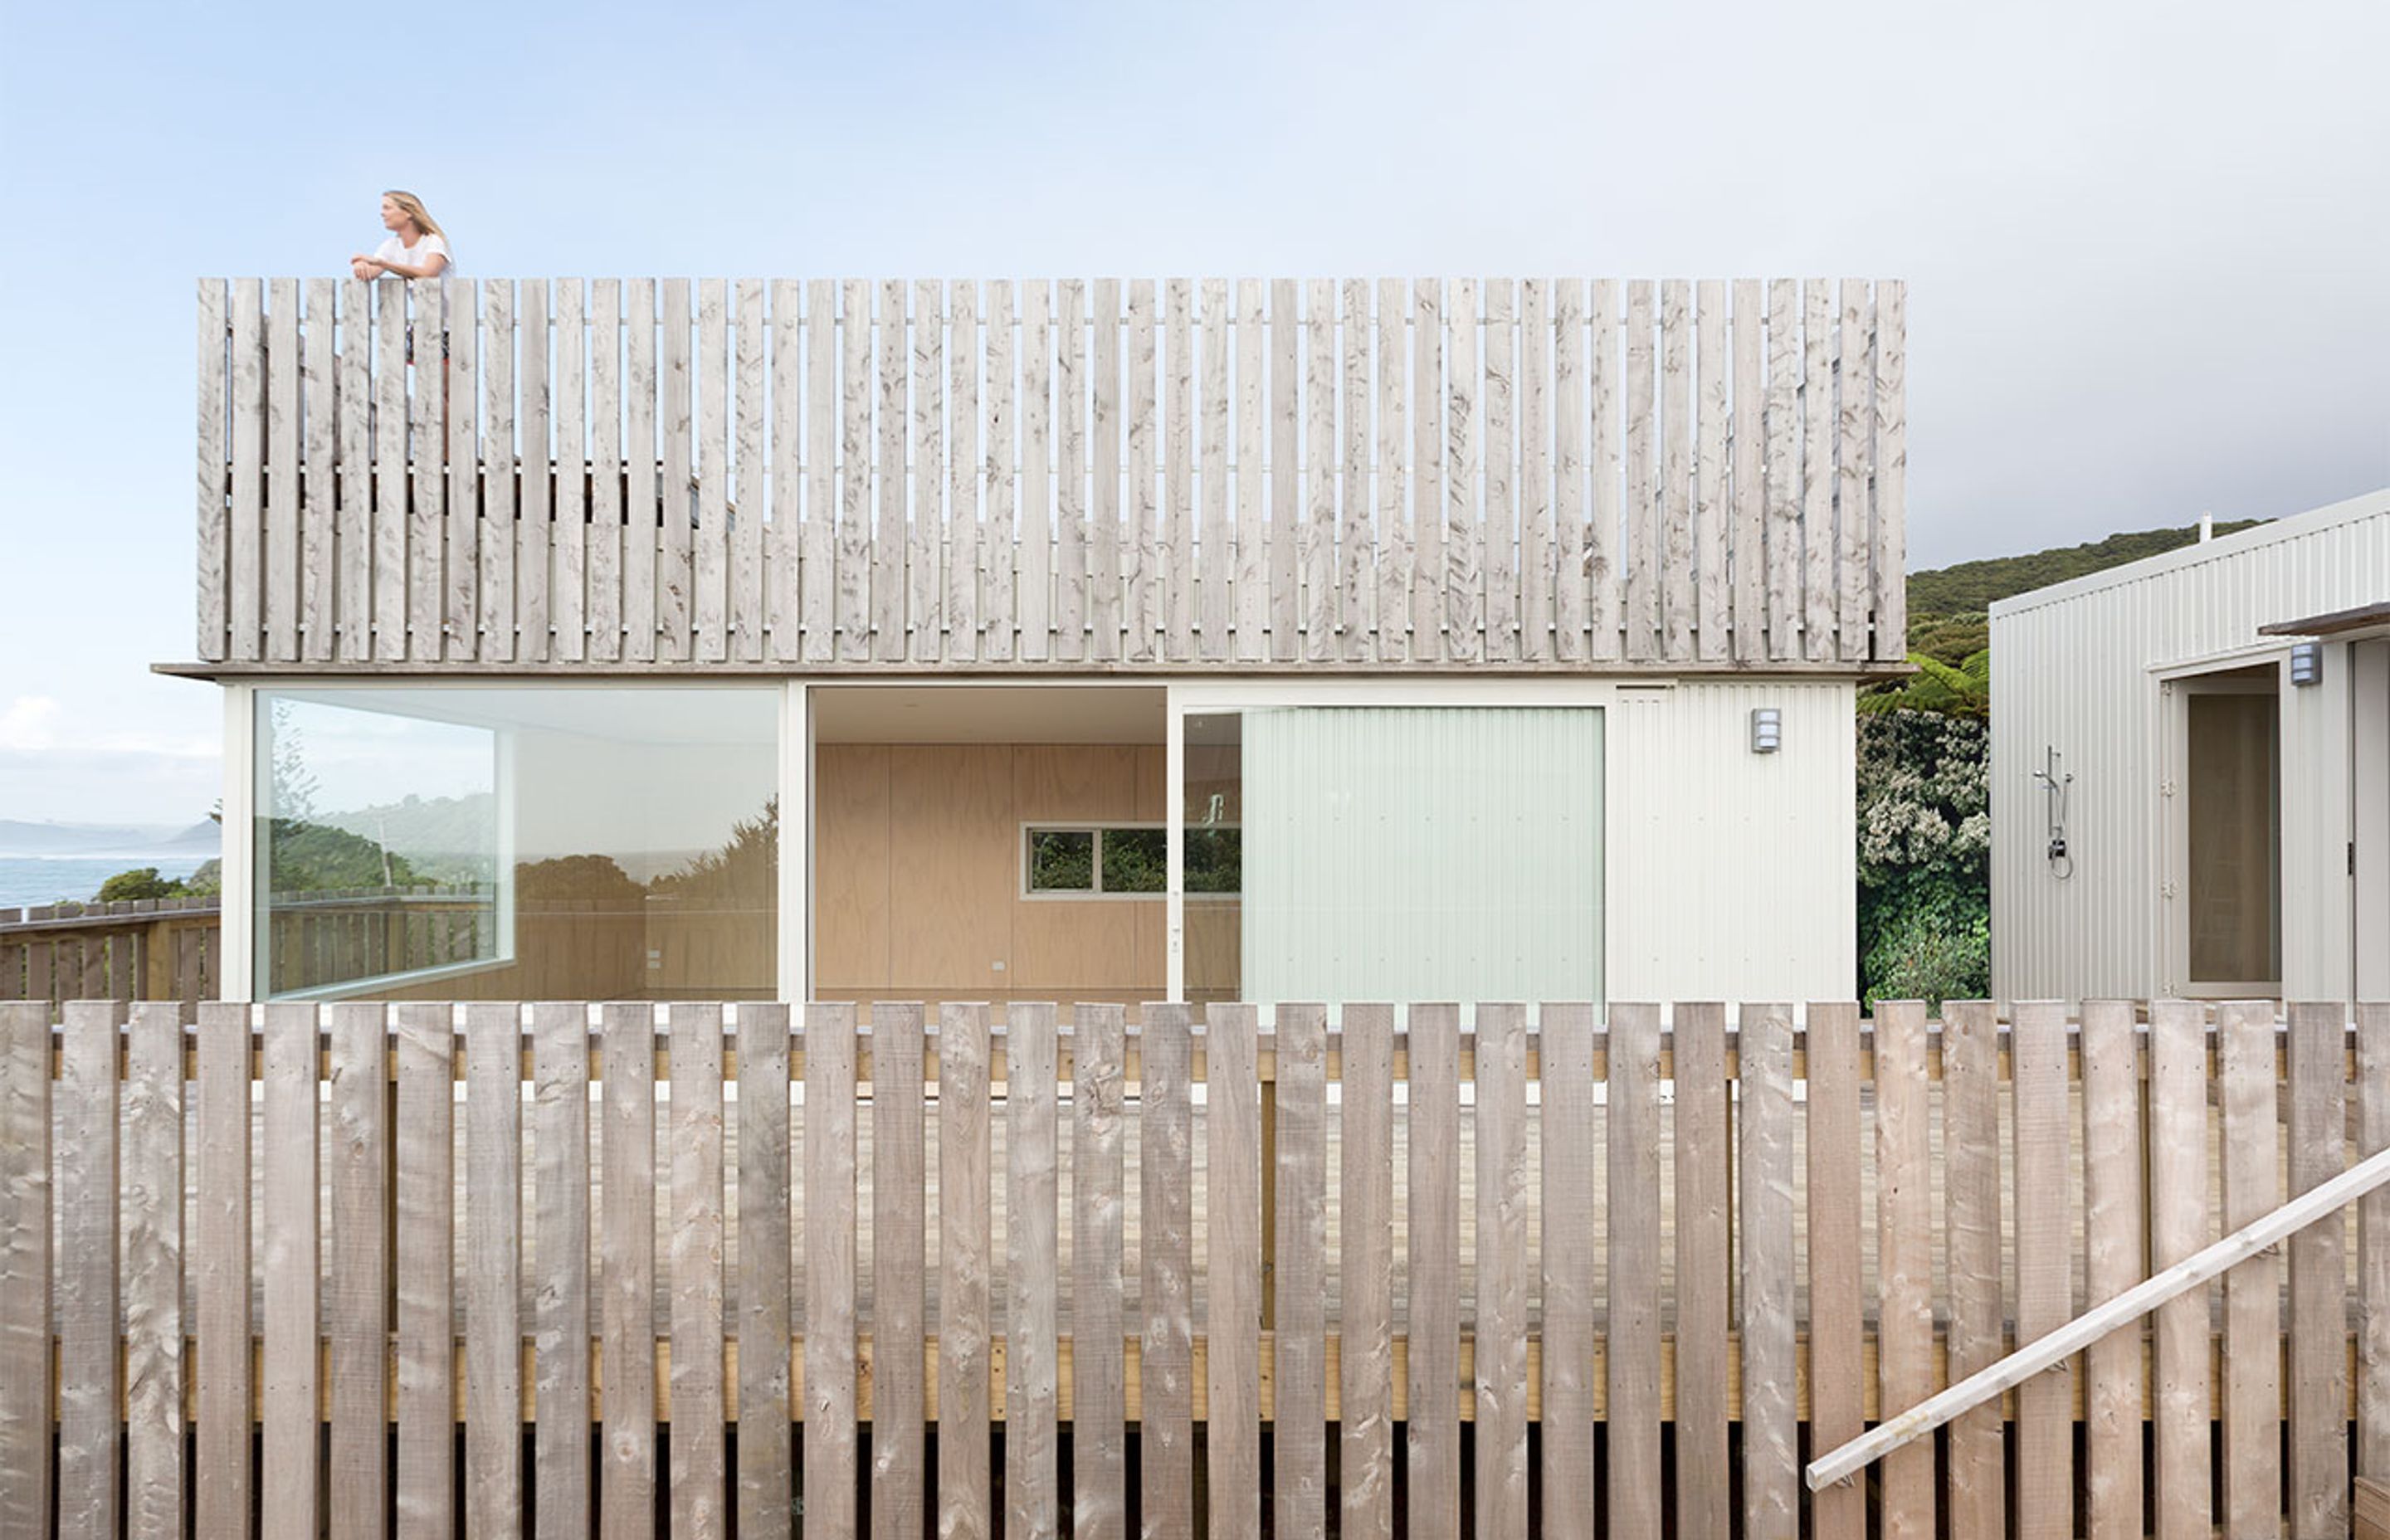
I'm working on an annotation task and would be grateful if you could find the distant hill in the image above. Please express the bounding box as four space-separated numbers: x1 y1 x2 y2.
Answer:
0 818 218 857
1904 518 2270 665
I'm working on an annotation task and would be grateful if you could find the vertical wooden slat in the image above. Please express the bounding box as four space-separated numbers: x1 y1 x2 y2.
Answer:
1872 280 1907 660
1141 1003 1195 1538
1480 280 1516 662
670 1003 727 1540
1164 277 1197 660
555 278 590 661
1539 1001 1600 1535
1339 1003 1395 1540
2222 999 2282 1534
1088 278 1122 661
1072 1002 1127 1538
734 277 767 661
801 279 838 663
1656 279 1693 660
465 1003 523 1540
659 279 695 660
56 1002 120 1540
770 279 804 664
0 1001 53 1540
336 277 373 660
2361 1001 2390 1482
195 1001 251 1537
2149 999 2212 1540
398 1003 456 1540
949 279 983 661
1551 278 1585 660
1406 1001 1461 1539
1201 278 1234 660
909 279 945 662
1807 1000 1862 1540
228 278 266 660
1302 277 1338 662
1836 280 1873 663
1763 280 1799 660
1005 1003 1061 1539
1125 280 1159 663
480 280 517 663
837 280 872 662
1693 280 1728 660
373 278 409 658
301 277 338 660
983 280 1016 660
738 1003 793 1540
871 1003 926 1540
2011 1000 2071 1540
1737 1002 1797 1540
627 280 662 661
1607 1001 1663 1540
1018 281 1054 662
1669 1001 1729 1540
1729 280 1765 660
1409 280 1446 660
1475 1002 1529 1540
588 277 622 663
533 1002 591 1540
197 278 229 658
1444 280 1481 660
445 276 480 660
124 1004 184 1538
873 279 907 661
1207 1003 1262 1540
1517 279 1550 661
517 278 554 663
1622 280 1656 661
695 278 732 661
1586 278 1621 659
1386 275 1414 660
2080 999 2145 1540
1232 278 1269 661
410 281 447 660
602 1002 656 1540
266 276 300 658
1268 279 1300 661
1873 999 1935 1540
329 1002 388 1539
802 1003 858 1539
1799 280 1835 662
1055 280 1089 661
1944 1000 2006 1540
2290 1001 2350 1540
938 1002 992 1540
1274 1002 1328 1540
1338 278 1375 661
261 1002 321 1538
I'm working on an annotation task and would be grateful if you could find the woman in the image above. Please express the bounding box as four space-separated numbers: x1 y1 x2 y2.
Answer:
350 191 451 282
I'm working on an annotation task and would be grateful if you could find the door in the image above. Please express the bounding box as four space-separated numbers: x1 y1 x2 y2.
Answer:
2357 640 2390 999
2167 665 2283 997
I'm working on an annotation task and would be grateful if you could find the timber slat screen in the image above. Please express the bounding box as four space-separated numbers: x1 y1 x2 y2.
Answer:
193 278 1906 670
9 1001 2390 1538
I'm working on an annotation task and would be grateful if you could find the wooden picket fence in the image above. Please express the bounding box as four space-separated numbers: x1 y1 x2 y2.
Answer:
193 276 1907 672
0 899 220 1015
3 997 2386 1540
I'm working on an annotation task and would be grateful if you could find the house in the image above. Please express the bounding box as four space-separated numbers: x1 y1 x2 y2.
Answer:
1990 488 2390 1002
175 275 1909 1009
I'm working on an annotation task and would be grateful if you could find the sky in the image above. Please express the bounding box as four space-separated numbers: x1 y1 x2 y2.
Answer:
1 0 2384 827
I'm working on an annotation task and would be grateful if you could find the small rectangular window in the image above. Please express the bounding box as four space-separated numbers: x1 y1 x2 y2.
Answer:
1026 829 1096 893
1022 824 1240 898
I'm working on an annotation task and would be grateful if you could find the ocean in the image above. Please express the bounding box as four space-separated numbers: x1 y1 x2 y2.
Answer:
0 855 216 910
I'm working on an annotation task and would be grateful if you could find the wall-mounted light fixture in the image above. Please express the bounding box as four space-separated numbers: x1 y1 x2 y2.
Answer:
2290 641 2323 687
1750 707 1782 753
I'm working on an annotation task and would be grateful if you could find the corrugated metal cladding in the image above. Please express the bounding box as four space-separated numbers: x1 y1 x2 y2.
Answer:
1607 680 1856 1004
1991 490 2390 1001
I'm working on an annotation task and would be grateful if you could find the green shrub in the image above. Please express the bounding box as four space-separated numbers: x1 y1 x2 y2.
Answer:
1857 709 1989 1009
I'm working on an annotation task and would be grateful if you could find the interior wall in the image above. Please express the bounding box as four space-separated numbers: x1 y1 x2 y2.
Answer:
812 743 1167 1006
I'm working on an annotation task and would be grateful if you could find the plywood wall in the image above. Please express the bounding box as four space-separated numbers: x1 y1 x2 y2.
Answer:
812 743 1168 1003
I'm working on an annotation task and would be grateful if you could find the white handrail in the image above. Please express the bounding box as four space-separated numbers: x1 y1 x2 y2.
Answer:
1807 1138 2390 1491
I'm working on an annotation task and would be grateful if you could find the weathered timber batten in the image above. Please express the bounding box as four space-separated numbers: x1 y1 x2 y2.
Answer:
193 277 1906 670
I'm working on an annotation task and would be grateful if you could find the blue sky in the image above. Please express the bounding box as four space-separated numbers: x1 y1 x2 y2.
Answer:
2 0 2385 826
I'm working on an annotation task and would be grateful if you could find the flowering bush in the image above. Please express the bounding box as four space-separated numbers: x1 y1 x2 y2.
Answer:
1858 709 1989 1008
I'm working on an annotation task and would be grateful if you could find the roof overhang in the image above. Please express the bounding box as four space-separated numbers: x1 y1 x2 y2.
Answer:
2260 601 2390 644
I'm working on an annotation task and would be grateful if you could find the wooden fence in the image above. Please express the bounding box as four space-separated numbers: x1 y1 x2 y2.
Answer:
0 899 220 1013
5 997 2383 1540
193 277 1907 672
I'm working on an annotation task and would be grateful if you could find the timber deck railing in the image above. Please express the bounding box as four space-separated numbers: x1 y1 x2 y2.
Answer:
193 277 1907 671
4 997 2388 1538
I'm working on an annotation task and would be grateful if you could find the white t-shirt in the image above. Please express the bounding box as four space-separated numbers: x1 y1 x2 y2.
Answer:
373 231 452 279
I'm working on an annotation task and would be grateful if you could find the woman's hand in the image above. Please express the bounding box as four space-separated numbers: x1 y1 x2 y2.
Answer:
349 256 378 280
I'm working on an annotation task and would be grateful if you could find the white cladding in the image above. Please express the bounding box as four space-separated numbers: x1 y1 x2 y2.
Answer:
1990 489 2390 1001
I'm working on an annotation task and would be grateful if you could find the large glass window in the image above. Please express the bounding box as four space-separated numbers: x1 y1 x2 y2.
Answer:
1182 706 1602 1006
256 686 778 1000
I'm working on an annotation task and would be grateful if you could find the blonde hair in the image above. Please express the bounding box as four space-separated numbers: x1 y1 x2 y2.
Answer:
383 190 447 246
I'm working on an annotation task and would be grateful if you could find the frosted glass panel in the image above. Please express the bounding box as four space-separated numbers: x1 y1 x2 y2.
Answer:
1236 706 1602 1006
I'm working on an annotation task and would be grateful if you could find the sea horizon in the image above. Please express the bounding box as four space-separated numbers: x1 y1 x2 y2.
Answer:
0 853 215 909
